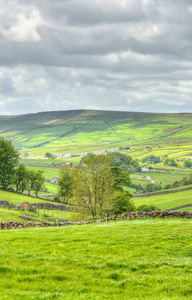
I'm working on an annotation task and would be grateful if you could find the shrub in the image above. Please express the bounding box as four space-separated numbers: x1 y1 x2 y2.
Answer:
137 204 160 212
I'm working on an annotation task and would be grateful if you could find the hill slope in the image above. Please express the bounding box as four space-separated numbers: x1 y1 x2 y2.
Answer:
1 110 192 154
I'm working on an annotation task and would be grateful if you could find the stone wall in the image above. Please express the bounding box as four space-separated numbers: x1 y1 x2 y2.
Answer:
1 210 192 230
134 187 192 198
0 201 73 211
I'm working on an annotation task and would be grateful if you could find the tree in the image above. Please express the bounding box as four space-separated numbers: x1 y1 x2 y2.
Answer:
0 137 19 189
25 169 44 196
14 164 28 192
107 152 140 172
58 165 73 203
141 155 160 164
111 166 131 191
111 191 135 215
183 160 192 168
80 153 96 164
33 170 45 197
45 152 53 159
71 155 114 217
163 157 177 167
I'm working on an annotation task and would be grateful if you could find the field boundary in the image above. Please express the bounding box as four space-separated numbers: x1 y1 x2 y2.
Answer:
134 187 192 198
1 210 192 230
165 204 192 211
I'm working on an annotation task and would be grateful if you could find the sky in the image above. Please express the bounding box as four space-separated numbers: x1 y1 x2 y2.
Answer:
0 0 192 115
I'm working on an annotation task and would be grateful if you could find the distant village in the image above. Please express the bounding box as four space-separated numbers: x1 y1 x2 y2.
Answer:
20 148 118 161
20 149 119 185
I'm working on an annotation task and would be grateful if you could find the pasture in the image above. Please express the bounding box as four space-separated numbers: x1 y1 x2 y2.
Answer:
134 189 192 210
0 219 192 299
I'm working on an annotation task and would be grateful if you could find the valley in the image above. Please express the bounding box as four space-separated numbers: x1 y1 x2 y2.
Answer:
1 109 192 299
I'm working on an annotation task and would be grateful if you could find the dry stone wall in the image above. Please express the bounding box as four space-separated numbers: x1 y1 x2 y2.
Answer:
0 201 73 211
1 210 192 230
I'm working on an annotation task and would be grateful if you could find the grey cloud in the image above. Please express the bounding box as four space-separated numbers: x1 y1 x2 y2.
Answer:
0 0 192 114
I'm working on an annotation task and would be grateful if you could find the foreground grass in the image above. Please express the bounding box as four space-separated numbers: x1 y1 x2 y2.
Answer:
0 219 192 299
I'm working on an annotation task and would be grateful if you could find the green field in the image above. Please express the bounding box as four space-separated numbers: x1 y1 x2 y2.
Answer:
134 189 192 210
0 219 192 299
0 207 72 223
0 190 55 205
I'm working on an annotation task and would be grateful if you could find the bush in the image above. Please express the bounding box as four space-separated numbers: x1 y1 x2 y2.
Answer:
137 204 160 212
111 191 136 215
183 160 192 168
163 158 177 167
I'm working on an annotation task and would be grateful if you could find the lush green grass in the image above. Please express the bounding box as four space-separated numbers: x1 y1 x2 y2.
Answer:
26 166 59 181
0 190 55 205
0 219 192 299
0 207 72 223
134 189 192 210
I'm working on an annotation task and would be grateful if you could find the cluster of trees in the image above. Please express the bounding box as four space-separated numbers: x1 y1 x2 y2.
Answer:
0 137 45 196
163 157 177 167
58 154 135 218
164 173 192 190
136 182 162 194
80 152 141 173
136 172 192 194
141 155 161 164
106 152 141 172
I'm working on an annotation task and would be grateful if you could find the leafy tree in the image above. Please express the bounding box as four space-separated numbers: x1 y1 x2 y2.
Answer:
58 165 73 203
142 182 162 193
111 166 131 191
25 170 36 195
33 170 45 197
141 155 160 164
153 183 162 191
0 137 19 189
71 155 114 217
45 152 53 159
183 160 192 168
107 152 140 172
25 169 44 196
111 191 135 215
80 153 96 164
164 184 172 190
163 157 177 167
14 164 28 192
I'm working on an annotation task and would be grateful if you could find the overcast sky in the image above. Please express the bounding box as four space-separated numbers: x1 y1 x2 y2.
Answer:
0 0 192 115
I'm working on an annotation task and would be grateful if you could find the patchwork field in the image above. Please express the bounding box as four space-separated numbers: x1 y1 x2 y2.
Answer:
0 219 192 299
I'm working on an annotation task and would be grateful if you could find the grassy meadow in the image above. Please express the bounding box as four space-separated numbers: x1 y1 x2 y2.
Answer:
0 219 192 299
134 189 192 210
0 190 56 205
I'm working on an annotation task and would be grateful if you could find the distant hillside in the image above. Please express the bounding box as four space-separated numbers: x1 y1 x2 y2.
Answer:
0 110 192 154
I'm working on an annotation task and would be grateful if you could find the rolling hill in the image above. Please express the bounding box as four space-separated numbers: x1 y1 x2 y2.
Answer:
0 110 192 155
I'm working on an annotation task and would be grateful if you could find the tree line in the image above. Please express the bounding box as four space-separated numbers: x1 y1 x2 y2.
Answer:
0 137 44 196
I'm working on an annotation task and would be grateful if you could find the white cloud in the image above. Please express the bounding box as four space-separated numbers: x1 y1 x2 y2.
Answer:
0 2 43 42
